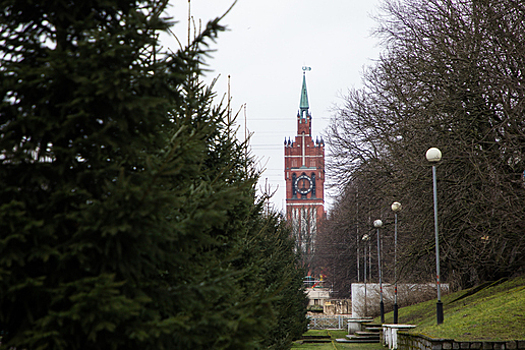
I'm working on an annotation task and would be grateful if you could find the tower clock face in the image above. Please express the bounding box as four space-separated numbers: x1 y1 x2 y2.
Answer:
295 174 313 195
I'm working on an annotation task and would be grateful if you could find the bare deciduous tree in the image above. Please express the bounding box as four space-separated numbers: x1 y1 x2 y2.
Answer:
322 0 525 290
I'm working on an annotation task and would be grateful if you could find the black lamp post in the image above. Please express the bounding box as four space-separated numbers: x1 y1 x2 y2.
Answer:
362 233 370 317
426 147 444 325
391 201 402 324
374 219 384 323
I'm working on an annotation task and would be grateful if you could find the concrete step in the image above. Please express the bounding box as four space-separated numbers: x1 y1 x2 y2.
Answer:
365 323 383 327
346 335 379 341
346 334 380 339
355 331 380 336
336 338 380 344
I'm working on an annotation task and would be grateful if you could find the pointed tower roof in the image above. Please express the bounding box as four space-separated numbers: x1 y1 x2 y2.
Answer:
299 71 309 117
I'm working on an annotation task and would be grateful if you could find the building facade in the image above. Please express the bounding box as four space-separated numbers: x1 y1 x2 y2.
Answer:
284 70 325 266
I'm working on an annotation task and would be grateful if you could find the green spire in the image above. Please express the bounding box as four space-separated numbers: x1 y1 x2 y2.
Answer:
299 72 309 116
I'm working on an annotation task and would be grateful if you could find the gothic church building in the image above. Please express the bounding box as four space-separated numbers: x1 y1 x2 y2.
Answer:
284 70 325 266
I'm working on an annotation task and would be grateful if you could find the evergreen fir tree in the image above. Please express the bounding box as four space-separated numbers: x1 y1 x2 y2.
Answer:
0 0 307 348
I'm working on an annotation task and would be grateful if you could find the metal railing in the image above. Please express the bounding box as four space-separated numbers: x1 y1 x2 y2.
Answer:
308 316 350 330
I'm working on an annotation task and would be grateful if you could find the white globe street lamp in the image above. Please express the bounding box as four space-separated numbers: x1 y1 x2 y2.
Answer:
391 201 402 324
373 219 384 323
426 147 444 325
426 147 442 162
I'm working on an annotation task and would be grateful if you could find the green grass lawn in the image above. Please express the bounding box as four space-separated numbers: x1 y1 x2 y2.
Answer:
374 276 525 341
294 277 525 349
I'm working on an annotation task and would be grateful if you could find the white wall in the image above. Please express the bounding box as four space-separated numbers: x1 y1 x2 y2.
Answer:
351 283 449 318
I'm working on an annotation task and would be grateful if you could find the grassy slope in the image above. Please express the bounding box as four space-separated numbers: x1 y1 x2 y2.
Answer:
375 276 525 341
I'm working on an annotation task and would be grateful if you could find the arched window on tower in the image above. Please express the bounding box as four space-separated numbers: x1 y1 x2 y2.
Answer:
292 173 297 198
311 173 316 198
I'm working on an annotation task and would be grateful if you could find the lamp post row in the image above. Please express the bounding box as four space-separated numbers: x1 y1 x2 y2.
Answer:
365 147 443 326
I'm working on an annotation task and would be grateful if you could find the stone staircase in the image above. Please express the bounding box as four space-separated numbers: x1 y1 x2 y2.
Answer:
336 323 381 344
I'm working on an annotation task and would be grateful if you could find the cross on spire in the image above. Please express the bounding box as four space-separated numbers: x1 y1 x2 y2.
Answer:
300 67 311 117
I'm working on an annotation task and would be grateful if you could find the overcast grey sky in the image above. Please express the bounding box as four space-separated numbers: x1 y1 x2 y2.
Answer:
161 0 383 213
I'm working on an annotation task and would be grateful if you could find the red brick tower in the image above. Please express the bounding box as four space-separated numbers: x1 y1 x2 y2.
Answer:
284 69 325 265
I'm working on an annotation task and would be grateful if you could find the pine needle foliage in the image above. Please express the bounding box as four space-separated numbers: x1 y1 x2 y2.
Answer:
0 0 307 349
